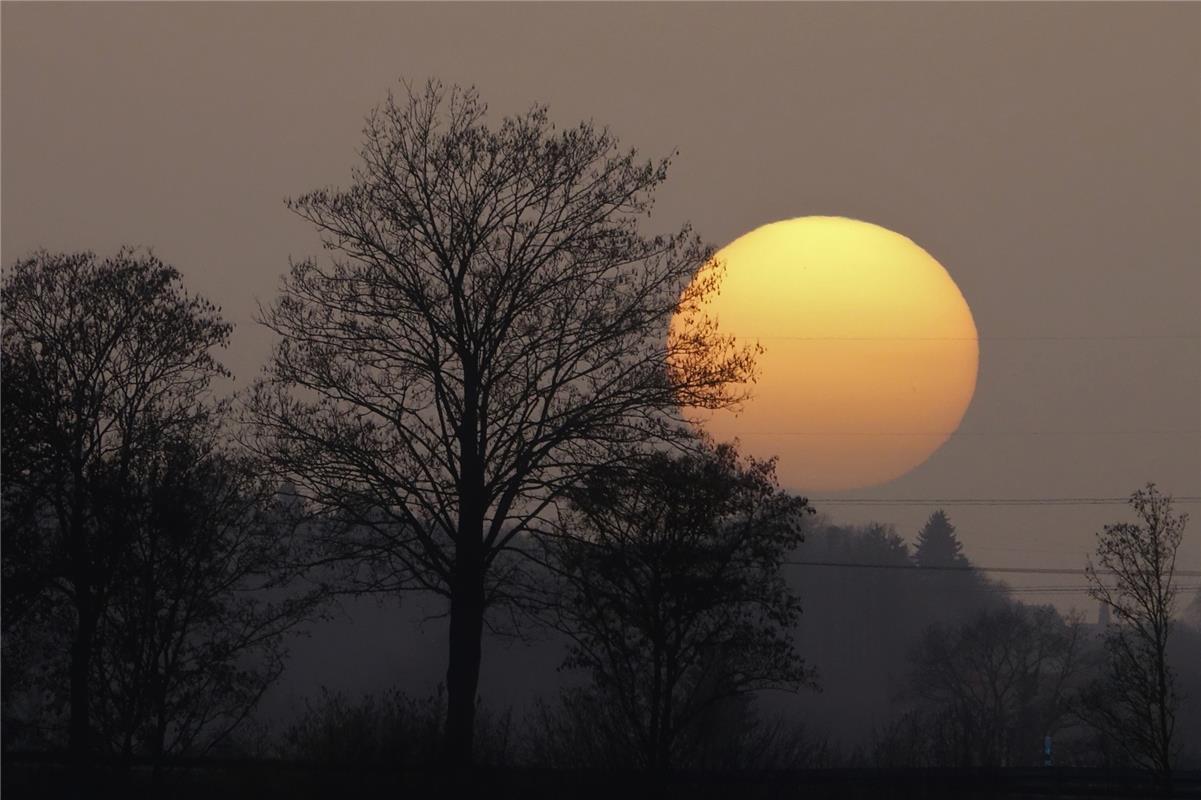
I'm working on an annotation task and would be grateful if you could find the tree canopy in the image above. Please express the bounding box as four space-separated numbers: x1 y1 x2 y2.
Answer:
2 249 232 758
539 443 812 770
245 81 756 764
1084 484 1188 777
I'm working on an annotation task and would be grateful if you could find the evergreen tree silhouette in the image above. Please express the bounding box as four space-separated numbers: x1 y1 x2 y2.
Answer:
913 510 968 568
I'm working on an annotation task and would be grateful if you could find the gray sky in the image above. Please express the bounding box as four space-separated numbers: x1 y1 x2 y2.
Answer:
4 3 1199 688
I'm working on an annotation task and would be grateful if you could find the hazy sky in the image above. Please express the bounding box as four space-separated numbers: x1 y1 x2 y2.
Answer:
4 3 1198 693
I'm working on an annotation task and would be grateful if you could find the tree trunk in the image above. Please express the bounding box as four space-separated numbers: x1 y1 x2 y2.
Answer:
444 362 488 768
443 536 486 768
67 450 97 766
658 680 673 772
648 643 662 771
1155 628 1172 780
148 692 170 790
68 595 97 762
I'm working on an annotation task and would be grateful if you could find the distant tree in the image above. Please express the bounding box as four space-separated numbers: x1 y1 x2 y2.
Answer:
1 249 231 760
1186 590 1201 630
1167 616 1201 770
90 416 313 768
1082 484 1188 778
245 80 754 765
913 510 968 569
538 443 813 770
907 603 1084 767
787 518 1005 749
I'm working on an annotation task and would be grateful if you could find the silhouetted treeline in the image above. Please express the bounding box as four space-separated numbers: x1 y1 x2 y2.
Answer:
5 250 1200 790
1 251 318 770
4 78 1199 793
780 515 1005 749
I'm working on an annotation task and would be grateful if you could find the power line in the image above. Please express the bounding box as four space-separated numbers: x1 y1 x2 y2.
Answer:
970 544 1092 556
808 497 1201 507
1011 587 1201 592
938 583 1201 592
745 335 1200 342
1003 586 1201 594
783 560 1201 578
736 430 1201 437
794 577 1201 595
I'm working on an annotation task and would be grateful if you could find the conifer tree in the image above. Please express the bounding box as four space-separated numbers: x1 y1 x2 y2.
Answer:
913 510 968 569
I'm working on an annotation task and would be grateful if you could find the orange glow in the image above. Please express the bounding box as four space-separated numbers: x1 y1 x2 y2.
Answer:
675 217 978 492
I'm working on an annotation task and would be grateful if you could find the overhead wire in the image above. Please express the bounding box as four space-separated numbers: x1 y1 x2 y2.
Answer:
807 497 1201 506
701 335 1201 590
782 560 1201 578
744 334 1200 342
736 430 1200 437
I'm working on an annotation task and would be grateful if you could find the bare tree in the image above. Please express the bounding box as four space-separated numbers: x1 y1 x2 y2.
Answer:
537 443 812 770
1 249 231 760
1083 483 1188 777
245 80 754 765
90 414 313 771
907 603 1084 767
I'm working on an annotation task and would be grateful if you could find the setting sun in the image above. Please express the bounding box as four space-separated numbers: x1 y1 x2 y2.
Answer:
676 216 979 492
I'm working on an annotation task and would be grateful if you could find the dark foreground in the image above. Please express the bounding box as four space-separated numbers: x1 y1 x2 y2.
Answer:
4 756 1201 800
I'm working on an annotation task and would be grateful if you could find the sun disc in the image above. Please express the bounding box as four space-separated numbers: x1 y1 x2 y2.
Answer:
673 216 978 492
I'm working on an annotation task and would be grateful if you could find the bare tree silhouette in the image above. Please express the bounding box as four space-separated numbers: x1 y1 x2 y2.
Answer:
907 603 1084 767
1083 483 1188 778
244 80 754 765
536 443 813 770
2 249 231 761
90 414 314 772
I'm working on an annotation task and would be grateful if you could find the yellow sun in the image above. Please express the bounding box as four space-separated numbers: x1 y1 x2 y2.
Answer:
676 216 978 492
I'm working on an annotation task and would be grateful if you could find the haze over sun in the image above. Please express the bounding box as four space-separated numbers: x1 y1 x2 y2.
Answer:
678 216 979 492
